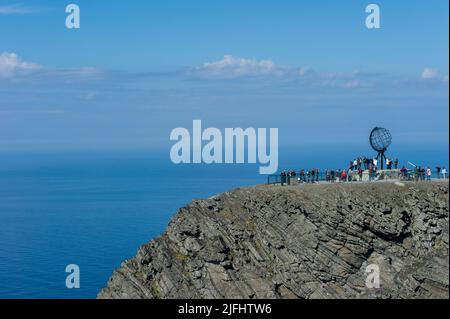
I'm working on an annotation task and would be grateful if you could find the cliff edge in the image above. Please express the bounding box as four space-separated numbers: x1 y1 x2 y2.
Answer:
98 181 449 299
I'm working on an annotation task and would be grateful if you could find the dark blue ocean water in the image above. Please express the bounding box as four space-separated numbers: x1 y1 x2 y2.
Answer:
0 147 447 298
0 150 264 299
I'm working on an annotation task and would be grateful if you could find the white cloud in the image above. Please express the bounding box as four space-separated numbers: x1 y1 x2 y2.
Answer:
0 52 41 79
188 55 379 90
0 4 32 14
341 80 362 88
0 52 103 82
421 68 438 79
84 91 98 100
53 66 102 78
420 68 449 83
298 66 312 76
189 55 285 79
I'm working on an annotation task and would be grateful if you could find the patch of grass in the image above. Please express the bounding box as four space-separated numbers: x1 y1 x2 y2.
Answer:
245 218 256 231
174 252 189 262
218 209 233 220
150 280 162 299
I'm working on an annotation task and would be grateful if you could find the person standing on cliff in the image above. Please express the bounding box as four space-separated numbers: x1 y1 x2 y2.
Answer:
436 165 441 179
400 166 408 180
341 170 347 182
370 164 377 181
358 168 363 181
280 170 287 186
442 167 448 179
386 158 391 170
426 167 432 181
418 167 426 181
300 169 305 183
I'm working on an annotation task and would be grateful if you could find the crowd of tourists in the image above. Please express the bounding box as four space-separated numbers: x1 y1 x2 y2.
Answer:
278 158 448 185
348 157 398 171
403 165 448 181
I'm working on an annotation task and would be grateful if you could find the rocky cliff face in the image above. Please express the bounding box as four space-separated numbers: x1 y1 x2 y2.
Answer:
98 182 449 299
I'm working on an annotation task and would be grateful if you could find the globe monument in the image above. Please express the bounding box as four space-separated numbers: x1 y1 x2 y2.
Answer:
369 127 392 170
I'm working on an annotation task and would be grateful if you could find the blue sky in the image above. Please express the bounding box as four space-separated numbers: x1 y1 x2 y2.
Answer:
0 0 448 153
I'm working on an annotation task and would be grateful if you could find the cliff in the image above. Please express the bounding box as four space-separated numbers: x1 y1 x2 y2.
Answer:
98 181 449 299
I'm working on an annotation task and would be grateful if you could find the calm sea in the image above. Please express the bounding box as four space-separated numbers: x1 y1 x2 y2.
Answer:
0 147 447 298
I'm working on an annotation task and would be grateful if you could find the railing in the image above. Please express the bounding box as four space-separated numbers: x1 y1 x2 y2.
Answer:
401 171 445 181
267 172 328 185
267 170 447 185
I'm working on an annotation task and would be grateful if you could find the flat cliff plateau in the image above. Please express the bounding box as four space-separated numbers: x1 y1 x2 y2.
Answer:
98 181 449 299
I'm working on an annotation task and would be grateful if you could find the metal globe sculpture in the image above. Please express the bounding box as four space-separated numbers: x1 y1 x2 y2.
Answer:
369 127 392 169
369 127 392 152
